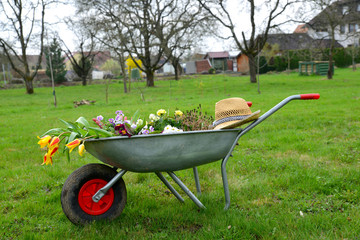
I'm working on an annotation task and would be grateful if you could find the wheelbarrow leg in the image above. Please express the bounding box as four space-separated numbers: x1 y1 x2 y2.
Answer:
221 158 231 210
167 172 206 209
193 167 201 195
92 169 127 203
155 172 184 203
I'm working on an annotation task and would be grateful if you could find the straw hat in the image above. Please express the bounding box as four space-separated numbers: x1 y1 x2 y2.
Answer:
213 98 260 130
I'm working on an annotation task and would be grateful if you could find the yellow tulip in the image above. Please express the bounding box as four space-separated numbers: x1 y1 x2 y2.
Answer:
37 135 51 148
78 143 86 157
66 139 81 153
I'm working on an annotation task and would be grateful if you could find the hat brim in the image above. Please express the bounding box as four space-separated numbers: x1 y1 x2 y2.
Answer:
214 110 261 130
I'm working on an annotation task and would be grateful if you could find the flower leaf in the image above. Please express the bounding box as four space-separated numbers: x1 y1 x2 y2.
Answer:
40 128 66 137
88 127 113 137
124 123 135 135
130 110 139 125
67 131 79 144
59 119 79 131
65 147 70 162
76 117 90 129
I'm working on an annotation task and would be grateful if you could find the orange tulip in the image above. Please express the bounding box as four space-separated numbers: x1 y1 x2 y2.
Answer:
48 145 59 157
66 139 81 153
37 135 51 148
42 153 53 165
49 137 60 149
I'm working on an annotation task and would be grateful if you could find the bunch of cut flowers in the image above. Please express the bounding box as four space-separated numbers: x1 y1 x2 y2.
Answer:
37 108 191 165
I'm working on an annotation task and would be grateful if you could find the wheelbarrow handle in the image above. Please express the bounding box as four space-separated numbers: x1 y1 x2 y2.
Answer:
222 93 320 210
300 93 320 100
238 93 320 138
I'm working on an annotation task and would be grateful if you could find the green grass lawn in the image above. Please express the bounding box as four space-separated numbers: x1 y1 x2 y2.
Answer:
0 69 359 239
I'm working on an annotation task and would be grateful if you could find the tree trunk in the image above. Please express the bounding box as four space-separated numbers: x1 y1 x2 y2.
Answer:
327 48 333 80
248 54 257 83
146 71 154 87
173 60 182 81
82 75 87 86
25 78 34 94
173 60 180 80
123 77 128 93
352 48 356 71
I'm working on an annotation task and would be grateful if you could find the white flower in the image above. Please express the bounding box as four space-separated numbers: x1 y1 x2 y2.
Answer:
136 119 143 126
149 114 160 121
162 125 183 134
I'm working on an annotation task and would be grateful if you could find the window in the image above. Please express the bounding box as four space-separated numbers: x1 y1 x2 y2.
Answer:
340 25 346 34
343 6 349 15
349 23 359 32
357 4 360 12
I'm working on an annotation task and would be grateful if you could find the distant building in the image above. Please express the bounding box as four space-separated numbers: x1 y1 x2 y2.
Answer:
204 51 231 71
305 0 360 47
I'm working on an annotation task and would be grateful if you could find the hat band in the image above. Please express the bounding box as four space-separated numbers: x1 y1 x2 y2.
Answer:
213 115 251 127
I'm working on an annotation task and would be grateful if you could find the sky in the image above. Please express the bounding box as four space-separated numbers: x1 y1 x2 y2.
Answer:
47 1 310 53
2 0 315 54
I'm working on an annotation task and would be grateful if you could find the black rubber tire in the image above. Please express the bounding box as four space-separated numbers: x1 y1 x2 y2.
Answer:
61 163 127 225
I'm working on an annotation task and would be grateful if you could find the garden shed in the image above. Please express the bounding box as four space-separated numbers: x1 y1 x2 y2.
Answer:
299 61 333 75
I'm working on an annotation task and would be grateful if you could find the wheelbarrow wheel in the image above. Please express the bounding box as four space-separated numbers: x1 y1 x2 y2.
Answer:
61 163 127 225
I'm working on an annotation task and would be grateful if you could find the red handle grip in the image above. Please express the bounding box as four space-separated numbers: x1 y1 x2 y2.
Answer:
247 102 252 107
300 93 320 100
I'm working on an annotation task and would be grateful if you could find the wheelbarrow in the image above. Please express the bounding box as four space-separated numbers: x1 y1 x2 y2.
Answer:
61 94 320 225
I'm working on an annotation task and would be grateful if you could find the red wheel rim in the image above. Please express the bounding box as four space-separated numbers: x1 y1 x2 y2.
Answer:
78 179 114 215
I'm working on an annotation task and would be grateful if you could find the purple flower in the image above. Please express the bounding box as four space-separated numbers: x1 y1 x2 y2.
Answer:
115 110 123 115
108 118 115 124
96 115 104 121
141 129 149 135
115 115 123 122
149 126 154 132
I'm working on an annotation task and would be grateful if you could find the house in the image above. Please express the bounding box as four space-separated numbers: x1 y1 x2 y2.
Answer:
64 51 112 80
204 51 232 71
235 33 343 74
236 54 250 74
266 33 343 51
64 51 111 71
185 59 212 74
229 51 241 72
304 0 360 47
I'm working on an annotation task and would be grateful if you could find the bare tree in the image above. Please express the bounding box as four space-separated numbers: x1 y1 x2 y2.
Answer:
76 0 203 87
71 5 130 92
62 18 98 86
0 0 48 94
199 0 295 83
152 0 213 80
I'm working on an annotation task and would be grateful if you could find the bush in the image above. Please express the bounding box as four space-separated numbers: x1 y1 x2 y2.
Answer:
273 56 287 72
208 68 216 74
334 48 352 68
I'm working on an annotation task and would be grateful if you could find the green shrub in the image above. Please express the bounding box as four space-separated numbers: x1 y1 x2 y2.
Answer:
334 48 352 68
208 68 216 74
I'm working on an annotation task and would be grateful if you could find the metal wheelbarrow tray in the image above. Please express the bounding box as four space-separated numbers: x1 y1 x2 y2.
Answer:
60 94 320 225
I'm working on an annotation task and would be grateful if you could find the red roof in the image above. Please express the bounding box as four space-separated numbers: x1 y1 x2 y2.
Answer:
205 51 229 59
293 24 308 33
